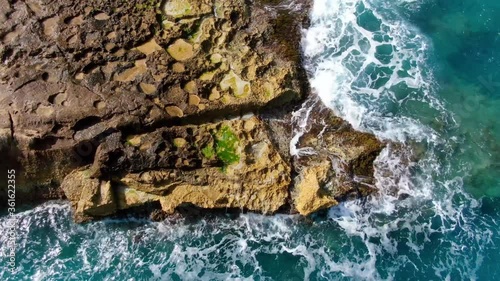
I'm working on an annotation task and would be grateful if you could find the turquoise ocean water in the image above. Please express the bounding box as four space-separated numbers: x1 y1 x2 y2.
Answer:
1 0 499 280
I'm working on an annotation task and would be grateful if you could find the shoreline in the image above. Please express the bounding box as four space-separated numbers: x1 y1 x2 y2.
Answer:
0 0 383 222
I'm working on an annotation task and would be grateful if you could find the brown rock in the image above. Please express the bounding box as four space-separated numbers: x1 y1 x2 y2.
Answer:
61 169 117 221
0 0 383 221
188 95 201 106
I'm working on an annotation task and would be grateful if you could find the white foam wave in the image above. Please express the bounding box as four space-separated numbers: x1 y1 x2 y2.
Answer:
295 0 496 279
304 0 444 143
1 203 379 280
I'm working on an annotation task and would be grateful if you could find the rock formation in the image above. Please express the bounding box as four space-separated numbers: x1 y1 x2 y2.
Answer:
62 116 293 222
0 0 384 221
291 99 384 215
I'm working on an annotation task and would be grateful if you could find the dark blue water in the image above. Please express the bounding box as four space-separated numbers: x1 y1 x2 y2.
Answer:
1 0 499 280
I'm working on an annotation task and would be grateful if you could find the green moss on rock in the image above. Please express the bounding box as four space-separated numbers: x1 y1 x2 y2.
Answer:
215 126 240 167
201 144 215 159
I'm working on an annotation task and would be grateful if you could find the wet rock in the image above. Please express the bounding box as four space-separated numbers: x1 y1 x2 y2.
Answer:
291 100 385 214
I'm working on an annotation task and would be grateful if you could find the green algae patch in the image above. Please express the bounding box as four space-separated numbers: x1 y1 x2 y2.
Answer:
215 126 240 167
201 144 215 159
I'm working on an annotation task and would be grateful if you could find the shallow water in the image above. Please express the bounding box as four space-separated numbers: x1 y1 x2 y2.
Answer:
1 0 499 280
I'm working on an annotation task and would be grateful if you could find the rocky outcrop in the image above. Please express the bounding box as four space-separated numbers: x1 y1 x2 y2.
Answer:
0 0 384 221
62 116 291 222
0 0 309 201
290 100 385 215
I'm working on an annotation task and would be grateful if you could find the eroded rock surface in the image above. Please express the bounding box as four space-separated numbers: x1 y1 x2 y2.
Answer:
0 0 384 220
0 0 308 200
62 117 291 222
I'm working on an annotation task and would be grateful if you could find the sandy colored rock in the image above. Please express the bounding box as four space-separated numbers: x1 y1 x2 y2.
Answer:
200 71 216 81
135 39 163 55
105 43 115 51
172 62 185 73
114 59 147 82
220 71 251 98
293 162 338 216
140 82 156 95
184 81 197 94
126 135 142 147
209 88 221 101
59 117 291 220
167 39 194 61
61 169 117 221
107 31 117 39
118 117 291 215
189 95 201 106
94 12 110 21
162 0 193 18
115 186 160 210
69 15 84 26
166 106 184 117
173 138 187 148
210 54 223 64
42 16 58 36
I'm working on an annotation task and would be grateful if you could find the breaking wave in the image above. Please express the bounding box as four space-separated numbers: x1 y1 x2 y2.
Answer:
1 0 499 280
